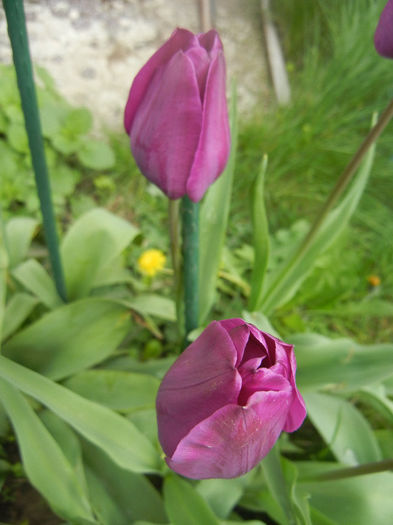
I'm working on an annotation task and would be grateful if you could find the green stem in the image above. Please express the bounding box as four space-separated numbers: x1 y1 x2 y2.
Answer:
302 458 393 482
2 0 67 302
262 99 393 312
169 200 184 337
181 196 199 338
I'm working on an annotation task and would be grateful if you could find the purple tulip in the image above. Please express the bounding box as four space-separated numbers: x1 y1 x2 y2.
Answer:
374 0 393 58
156 319 306 479
124 28 230 202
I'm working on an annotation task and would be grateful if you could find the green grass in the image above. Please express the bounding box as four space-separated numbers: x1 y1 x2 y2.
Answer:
225 0 393 342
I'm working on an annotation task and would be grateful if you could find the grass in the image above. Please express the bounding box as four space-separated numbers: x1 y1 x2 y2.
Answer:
223 0 393 342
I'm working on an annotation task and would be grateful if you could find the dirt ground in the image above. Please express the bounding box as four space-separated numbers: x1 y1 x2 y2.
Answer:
0 0 271 129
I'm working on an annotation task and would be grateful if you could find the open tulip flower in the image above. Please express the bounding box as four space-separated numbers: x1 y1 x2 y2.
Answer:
374 0 393 58
124 28 230 202
156 319 306 479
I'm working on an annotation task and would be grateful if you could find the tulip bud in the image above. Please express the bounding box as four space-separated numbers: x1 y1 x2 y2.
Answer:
374 0 393 58
156 319 306 479
124 28 230 202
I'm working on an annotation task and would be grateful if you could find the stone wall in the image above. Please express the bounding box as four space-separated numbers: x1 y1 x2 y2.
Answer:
0 0 270 129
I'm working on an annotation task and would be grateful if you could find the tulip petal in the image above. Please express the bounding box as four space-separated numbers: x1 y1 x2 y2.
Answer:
130 51 202 200
274 341 307 432
185 46 210 99
124 28 197 133
374 0 393 59
238 368 291 406
186 52 231 202
156 321 241 457
167 389 291 479
198 30 223 57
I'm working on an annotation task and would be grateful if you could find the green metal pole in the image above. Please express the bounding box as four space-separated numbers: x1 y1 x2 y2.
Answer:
2 0 67 301
181 196 199 339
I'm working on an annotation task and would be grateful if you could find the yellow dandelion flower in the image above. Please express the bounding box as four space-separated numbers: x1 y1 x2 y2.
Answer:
367 275 381 287
137 249 166 277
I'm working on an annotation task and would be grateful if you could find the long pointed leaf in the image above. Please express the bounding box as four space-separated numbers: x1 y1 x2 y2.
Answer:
248 155 270 311
0 378 95 523
0 355 161 474
198 82 237 323
260 134 375 313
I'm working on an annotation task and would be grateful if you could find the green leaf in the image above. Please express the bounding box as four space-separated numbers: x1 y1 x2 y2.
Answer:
0 378 94 523
65 108 93 136
357 385 393 426
64 369 159 413
78 140 115 170
105 355 174 379
248 155 270 311
0 355 161 474
61 208 139 299
298 461 393 525
3 298 130 380
198 83 237 323
5 216 38 268
260 130 375 314
2 292 38 341
197 474 252 519
293 333 393 392
40 409 89 493
0 221 8 345
7 122 29 153
52 131 80 154
125 294 176 322
164 475 220 525
82 439 166 525
304 392 382 465
12 259 62 309
261 446 298 525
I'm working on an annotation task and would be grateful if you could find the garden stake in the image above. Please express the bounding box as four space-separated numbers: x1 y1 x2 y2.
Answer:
2 0 67 302
181 196 199 339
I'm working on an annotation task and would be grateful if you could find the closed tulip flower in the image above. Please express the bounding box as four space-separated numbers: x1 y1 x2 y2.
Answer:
124 28 230 202
156 319 306 479
374 0 393 58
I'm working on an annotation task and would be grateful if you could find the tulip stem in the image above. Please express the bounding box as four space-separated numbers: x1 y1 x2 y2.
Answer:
3 0 67 302
181 197 199 338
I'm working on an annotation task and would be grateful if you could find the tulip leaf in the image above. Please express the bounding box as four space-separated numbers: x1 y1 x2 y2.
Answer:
124 294 176 322
12 259 62 309
0 378 95 523
298 461 393 525
0 220 8 345
261 446 301 525
304 392 381 465
0 355 161 474
356 385 393 426
64 369 160 413
61 208 139 299
197 476 251 519
40 409 88 490
4 216 38 268
199 82 237 324
1 292 38 341
292 333 393 392
259 127 375 314
81 439 166 525
248 155 270 311
164 475 220 525
3 298 131 381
